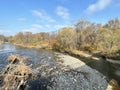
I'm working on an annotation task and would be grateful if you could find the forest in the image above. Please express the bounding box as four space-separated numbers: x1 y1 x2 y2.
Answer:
1 18 120 59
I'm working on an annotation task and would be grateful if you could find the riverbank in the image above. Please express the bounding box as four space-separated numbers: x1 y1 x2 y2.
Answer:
13 43 52 50
4 42 120 63
60 49 120 64
55 52 116 90
14 43 120 62
12 43 102 60
0 43 120 90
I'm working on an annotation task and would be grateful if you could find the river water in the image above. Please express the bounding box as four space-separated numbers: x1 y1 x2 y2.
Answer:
0 43 120 90
0 43 55 70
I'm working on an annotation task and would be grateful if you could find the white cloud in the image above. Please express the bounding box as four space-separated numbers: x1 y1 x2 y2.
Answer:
22 28 37 33
32 10 55 22
54 24 68 29
45 24 51 28
17 18 26 22
22 24 43 33
85 0 112 14
31 24 43 29
0 29 12 36
56 6 70 19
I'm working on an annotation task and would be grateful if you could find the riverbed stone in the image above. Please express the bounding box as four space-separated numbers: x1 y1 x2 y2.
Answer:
27 52 109 90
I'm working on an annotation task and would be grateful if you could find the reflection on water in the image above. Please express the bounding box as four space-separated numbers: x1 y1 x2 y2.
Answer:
76 54 120 85
0 43 16 51
0 43 17 70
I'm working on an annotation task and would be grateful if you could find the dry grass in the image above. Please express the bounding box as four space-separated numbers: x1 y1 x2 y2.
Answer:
13 64 31 76
109 79 120 90
69 49 92 57
8 54 26 64
14 42 50 49
0 55 32 90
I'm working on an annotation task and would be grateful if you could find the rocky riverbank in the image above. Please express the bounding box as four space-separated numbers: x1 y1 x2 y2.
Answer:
0 52 118 90
55 52 111 90
28 52 111 90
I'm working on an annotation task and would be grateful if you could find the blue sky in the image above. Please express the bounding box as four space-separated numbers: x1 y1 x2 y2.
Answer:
0 0 120 36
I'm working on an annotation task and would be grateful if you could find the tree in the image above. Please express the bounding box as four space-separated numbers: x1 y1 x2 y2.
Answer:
104 18 120 29
57 27 76 50
75 19 99 50
24 32 33 44
0 35 5 43
96 27 120 54
14 32 24 44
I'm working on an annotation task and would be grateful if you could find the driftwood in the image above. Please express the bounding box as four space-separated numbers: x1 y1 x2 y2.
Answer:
0 55 32 90
8 54 26 64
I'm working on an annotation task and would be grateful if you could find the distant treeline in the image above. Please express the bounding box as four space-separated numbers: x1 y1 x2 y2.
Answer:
0 35 8 43
5 18 120 57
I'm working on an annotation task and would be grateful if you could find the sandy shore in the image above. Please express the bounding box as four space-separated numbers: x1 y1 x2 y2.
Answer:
55 52 112 90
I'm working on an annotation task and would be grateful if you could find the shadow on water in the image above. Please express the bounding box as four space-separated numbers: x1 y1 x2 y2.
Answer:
68 53 120 86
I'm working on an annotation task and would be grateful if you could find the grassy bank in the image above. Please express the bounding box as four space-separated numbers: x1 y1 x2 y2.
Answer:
13 43 52 50
12 41 120 63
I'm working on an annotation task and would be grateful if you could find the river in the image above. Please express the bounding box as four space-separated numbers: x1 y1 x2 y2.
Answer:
0 43 55 70
0 43 120 89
